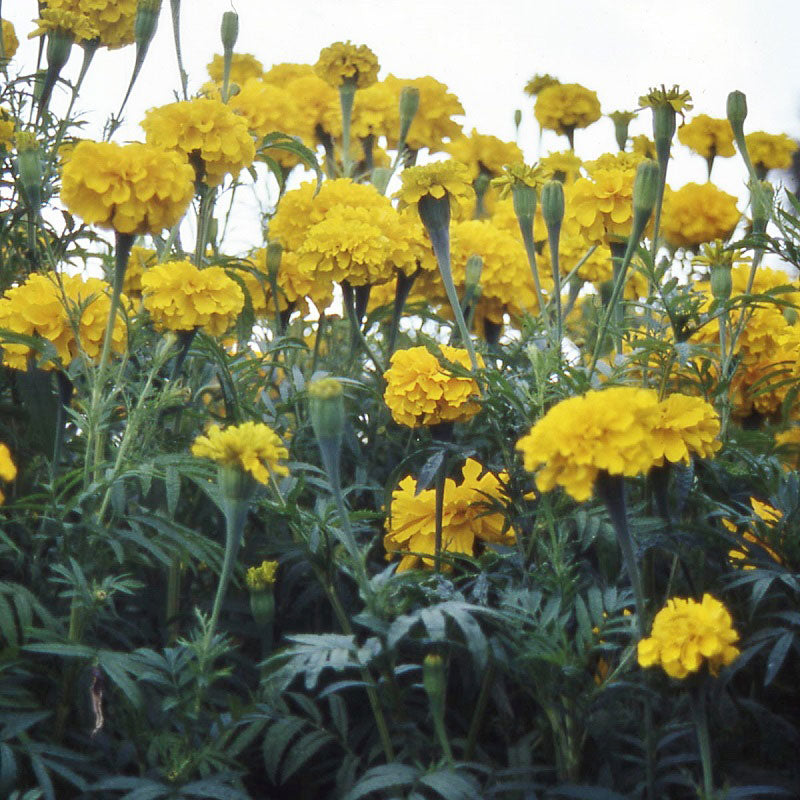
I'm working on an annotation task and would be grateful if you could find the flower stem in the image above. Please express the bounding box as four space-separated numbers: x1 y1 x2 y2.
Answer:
693 682 715 799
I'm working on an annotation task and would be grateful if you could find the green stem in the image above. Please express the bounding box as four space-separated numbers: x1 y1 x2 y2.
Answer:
339 80 356 178
169 0 189 100
693 682 715 799
193 185 215 267
434 458 446 573
465 661 494 760
342 281 385 373
519 221 552 337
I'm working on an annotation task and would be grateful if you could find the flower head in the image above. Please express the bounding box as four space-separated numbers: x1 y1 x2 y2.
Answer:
534 83 601 135
60 140 194 234
677 115 735 159
141 261 244 336
745 132 798 172
491 162 546 199
445 129 523 181
517 387 720 502
43 0 137 48
1 19 19 59
383 345 483 427
314 41 379 88
397 160 474 209
637 594 740 679
29 8 99 42
565 167 639 244
0 272 127 369
142 98 255 186
206 52 264 85
638 84 693 117
661 182 740 249
0 443 17 504
246 560 279 590
191 421 288 484
524 73 560 97
384 458 513 571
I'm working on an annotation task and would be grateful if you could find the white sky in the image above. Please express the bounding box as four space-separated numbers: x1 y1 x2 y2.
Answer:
5 0 800 249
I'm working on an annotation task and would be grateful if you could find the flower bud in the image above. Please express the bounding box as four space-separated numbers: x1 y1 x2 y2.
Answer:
266 241 282 279
135 0 161 49
220 10 239 53
14 132 42 212
218 463 254 503
726 91 748 140
783 307 798 326
710 264 732 302
423 653 446 713
309 377 345 445
511 182 537 226
398 86 420 144
464 254 483 294
540 180 564 231
632 159 660 217
513 108 522 131
749 179 773 235
371 166 392 194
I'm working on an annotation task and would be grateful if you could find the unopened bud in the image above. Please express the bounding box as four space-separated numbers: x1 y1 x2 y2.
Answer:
511 183 537 225
266 242 282 278
540 180 564 230
783 307 798 326
513 109 522 130
423 653 446 713
135 0 161 48
652 106 676 164
726 91 748 139
220 11 239 53
14 132 42 211
371 166 391 194
710 264 732 302
309 377 345 444
750 179 773 235
399 86 420 136
465 254 483 293
632 159 660 217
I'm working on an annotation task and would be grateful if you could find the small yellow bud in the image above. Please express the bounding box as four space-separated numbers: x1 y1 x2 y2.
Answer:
710 264 732 302
423 653 446 712
309 377 345 444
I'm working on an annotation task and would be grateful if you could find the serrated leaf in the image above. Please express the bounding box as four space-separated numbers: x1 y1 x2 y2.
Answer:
415 450 445 495
341 764 418 800
263 717 305 783
419 769 480 799
764 631 794 686
281 729 334 783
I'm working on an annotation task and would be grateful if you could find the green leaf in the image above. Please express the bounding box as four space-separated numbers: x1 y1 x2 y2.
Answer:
416 449 446 495
165 466 180 517
280 729 334 783
341 764 418 800
419 769 481 799
764 631 794 686
263 717 305 783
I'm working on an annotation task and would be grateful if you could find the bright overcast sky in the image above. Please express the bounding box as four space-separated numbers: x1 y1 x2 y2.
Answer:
6 0 800 240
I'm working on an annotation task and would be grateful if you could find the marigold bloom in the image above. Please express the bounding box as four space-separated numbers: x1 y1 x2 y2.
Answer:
565 168 637 244
540 150 583 182
491 163 546 199
60 140 194 234
263 62 315 86
123 246 157 297
637 594 740 679
534 83 601 135
445 129 523 181
383 345 483 428
0 443 17 504
517 387 720 502
383 74 464 153
745 131 798 172
1 19 18 59
677 114 735 159
631 135 657 160
314 41 379 88
142 98 255 186
384 458 513 571
726 497 783 568
524 73 560 97
191 421 288 484
397 160 474 209
282 73 338 144
207 52 264 85
0 272 127 369
638 84 693 116
246 559 279 589
29 8 99 41
0 108 15 149
44 0 136 48
660 183 740 249
141 260 244 336
321 79 396 140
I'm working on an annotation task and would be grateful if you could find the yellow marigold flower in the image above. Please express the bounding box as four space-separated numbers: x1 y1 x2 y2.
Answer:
638 84 693 116
384 458 513 571
45 0 136 48
631 134 657 160
0 107 15 149
282 73 338 144
491 162 546 199
584 151 644 176
60 140 194 235
242 248 333 317
263 62 314 86
637 594 740 679
776 427 800 470
383 74 464 153
540 150 583 183
660 182 740 249
516 387 720 502
206 52 264 86
321 79 396 140
123 246 157 297
0 442 15 504
745 131 798 172
29 8 99 41
677 114 735 160
141 260 244 336
524 73 560 97
450 219 544 324
270 178 393 251
245 559 279 590
565 168 637 245
314 41 379 89
191 421 288 484
727 497 783 568
0 272 127 370
383 345 483 428
534 83 601 135
142 98 255 187
445 129 523 182
1 19 18 59
297 204 416 287
397 160 474 210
